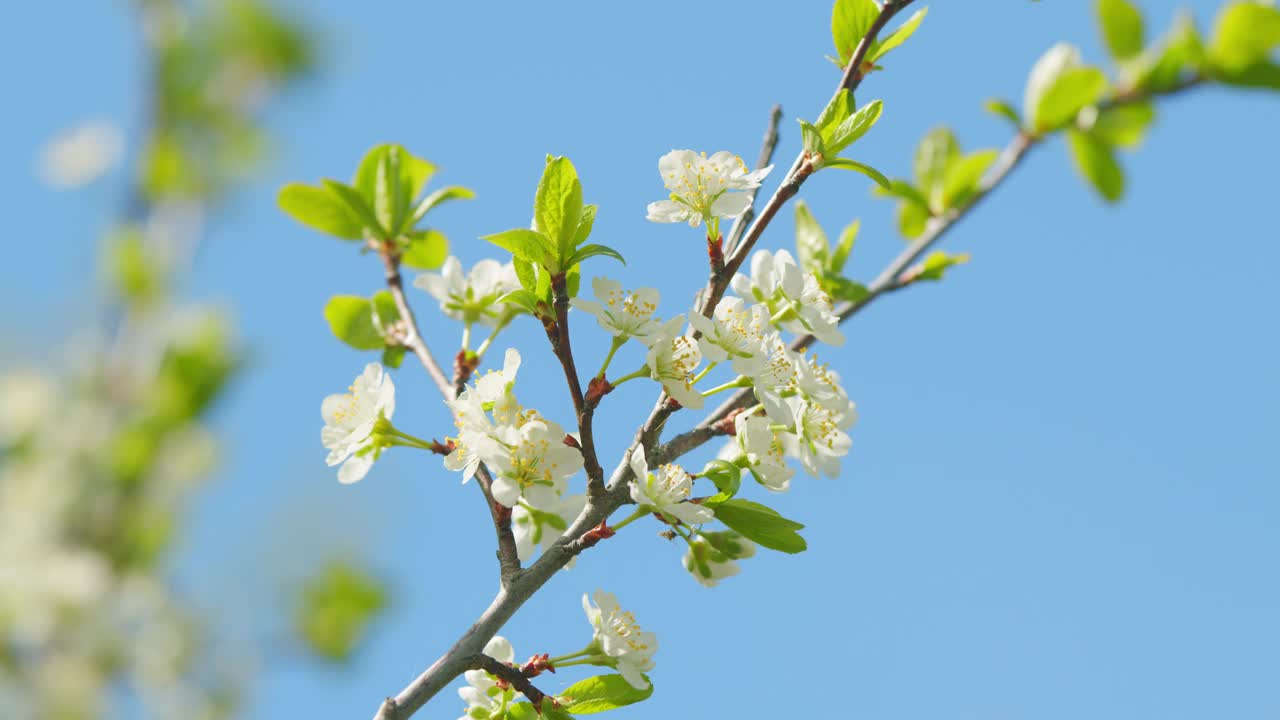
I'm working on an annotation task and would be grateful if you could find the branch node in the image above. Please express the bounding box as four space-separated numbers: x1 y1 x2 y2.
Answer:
584 375 614 409
578 519 616 549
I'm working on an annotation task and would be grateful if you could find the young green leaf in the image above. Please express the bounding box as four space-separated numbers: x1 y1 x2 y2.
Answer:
278 183 366 239
825 99 884 154
712 499 807 554
371 291 401 337
867 6 928 64
1208 1 1280 73
322 180 384 238
1067 128 1125 202
566 243 626 268
827 275 870 303
831 0 880 66
410 186 475 226
700 459 742 508
497 289 545 317
798 120 826 157
794 201 830 273
913 127 959 205
324 296 383 350
1089 103 1155 148
898 200 929 239
558 674 654 714
481 228 556 269
1135 12 1205 92
373 146 402 235
830 218 860 273
940 149 999 210
824 158 891 189
534 156 584 260
1098 0 1145 62
910 250 971 282
984 98 1023 128
1033 66 1108 132
814 89 856 132
570 205 598 249
400 229 449 270
381 346 406 369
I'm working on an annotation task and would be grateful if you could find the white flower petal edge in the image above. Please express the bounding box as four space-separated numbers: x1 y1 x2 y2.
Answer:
628 446 714 525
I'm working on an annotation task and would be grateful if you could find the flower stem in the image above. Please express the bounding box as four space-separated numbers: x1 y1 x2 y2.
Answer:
461 322 472 351
551 657 603 669
547 649 594 665
474 317 510 359
692 361 718 384
383 427 435 450
610 365 649 387
597 337 625 379
701 376 749 398
610 508 650 532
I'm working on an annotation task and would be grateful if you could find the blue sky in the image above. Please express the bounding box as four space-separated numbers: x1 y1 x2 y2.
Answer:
4 1 1280 718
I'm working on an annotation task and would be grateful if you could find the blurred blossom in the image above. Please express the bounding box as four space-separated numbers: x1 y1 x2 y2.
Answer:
37 120 124 189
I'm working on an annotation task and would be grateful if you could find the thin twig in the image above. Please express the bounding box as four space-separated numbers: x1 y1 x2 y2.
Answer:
376 242 522 584
724 104 784 259
548 274 605 495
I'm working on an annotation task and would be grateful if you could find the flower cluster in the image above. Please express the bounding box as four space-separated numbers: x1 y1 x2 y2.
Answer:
731 249 844 346
628 446 713 526
683 531 757 587
443 349 584 509
646 150 772 229
414 256 519 328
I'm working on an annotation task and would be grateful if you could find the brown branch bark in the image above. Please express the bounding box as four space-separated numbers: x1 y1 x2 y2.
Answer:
548 274 605 496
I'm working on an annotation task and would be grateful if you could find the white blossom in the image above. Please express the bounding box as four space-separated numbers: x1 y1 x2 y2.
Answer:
646 150 772 228
487 417 583 509
414 256 519 327
570 277 663 342
321 363 395 484
457 636 518 720
731 249 844 346
628 446 713 526
582 590 657 690
733 413 796 492
644 317 704 409
750 336 803 425
37 120 123 189
683 535 756 587
784 396 855 478
687 297 772 377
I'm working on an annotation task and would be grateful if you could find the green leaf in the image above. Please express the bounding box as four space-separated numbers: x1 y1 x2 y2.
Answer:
898 201 929 239
913 127 959 205
410 186 474 226
355 144 437 208
293 561 387 662
940 149 999 209
278 183 365 240
824 99 883 154
798 120 826 157
506 702 574 720
399 150 437 202
823 158 890 189
1098 0 1145 62
827 275 869 303
911 250 971 282
353 144 389 201
793 201 830 273
497 289 544 316
322 180 384 238
1089 103 1155 148
829 219 860 273
1034 66 1108 132
700 459 742 508
1208 1 1280 72
814 89 855 132
983 98 1023 128
868 7 928 63
481 228 556 269
534 156 584 260
371 291 401 337
400 229 449 270
877 179 930 208
1067 128 1125 202
381 345 406 369
572 204 599 247
324 296 383 350
713 499 807 554
1136 12 1205 92
831 0 880 66
512 256 538 292
373 146 402 236
559 674 654 714
566 243 626 268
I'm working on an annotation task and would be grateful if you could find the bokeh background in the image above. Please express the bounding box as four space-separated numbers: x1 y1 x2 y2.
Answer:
3 1 1278 718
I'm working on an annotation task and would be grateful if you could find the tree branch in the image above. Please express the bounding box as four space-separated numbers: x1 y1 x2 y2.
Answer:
548 274 605 496
723 104 784 260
